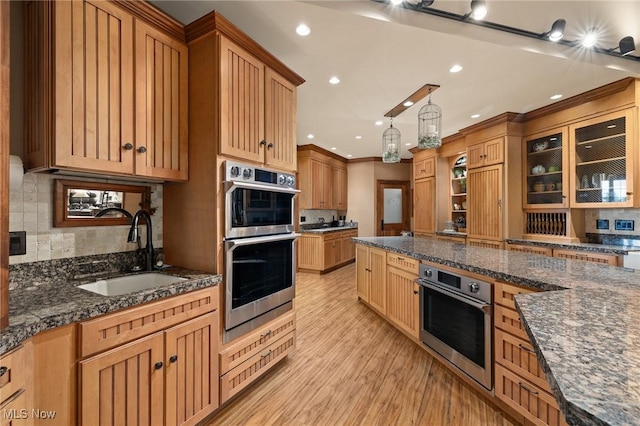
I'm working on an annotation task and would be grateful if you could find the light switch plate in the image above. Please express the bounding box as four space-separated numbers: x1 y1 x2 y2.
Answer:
614 219 634 231
9 231 26 255
596 219 609 230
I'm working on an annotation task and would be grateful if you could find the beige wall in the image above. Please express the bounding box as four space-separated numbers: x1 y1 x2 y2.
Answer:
346 160 411 237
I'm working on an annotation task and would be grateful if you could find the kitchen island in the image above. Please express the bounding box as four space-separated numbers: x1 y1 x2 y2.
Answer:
354 236 640 426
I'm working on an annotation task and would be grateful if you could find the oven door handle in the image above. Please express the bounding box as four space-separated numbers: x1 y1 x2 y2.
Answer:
224 180 301 195
226 233 301 249
415 279 492 314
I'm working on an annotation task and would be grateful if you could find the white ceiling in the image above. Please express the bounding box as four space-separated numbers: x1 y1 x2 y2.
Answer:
150 0 640 160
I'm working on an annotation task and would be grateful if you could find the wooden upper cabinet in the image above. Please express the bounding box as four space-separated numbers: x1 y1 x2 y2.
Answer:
134 20 188 181
24 0 188 181
332 166 348 210
219 36 297 172
414 176 435 235
413 154 436 179
219 36 265 164
467 137 504 169
467 164 504 241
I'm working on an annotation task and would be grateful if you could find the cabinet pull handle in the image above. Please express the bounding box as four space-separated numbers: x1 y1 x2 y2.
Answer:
518 382 539 395
154 361 164 370
261 330 272 339
627 192 633 195
518 343 535 354
0 366 7 377
497 199 502 208
123 143 133 150
261 350 272 359
397 256 404 261
137 146 147 153
169 355 178 363
259 140 266 146
267 142 274 149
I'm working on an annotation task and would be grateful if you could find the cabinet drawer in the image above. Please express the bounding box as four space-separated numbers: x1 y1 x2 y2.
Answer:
494 281 535 310
386 253 418 274
467 239 504 250
494 305 529 341
507 243 553 257
0 345 27 405
220 328 296 403
0 388 27 426
495 329 552 394
552 249 619 266
220 311 296 375
436 235 466 244
80 286 219 357
495 364 567 426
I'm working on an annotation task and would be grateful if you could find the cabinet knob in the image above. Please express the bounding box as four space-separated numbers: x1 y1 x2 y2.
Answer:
154 361 163 370
267 143 274 149
123 143 133 150
0 366 7 377
169 355 178 363
138 146 147 154
413 290 418 295
259 140 266 146
627 192 633 196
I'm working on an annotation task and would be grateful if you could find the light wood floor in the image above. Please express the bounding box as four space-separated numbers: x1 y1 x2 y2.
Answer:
206 263 516 426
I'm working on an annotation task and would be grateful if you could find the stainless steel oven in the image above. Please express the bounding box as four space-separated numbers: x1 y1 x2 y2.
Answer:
224 161 298 239
223 161 299 342
415 264 493 390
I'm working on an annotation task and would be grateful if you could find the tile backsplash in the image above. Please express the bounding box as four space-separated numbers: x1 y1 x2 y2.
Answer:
585 209 640 235
9 173 163 264
300 209 339 224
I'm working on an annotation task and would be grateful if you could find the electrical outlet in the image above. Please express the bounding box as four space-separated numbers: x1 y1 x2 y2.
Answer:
300 216 306 222
614 219 634 231
596 219 609 230
9 231 26 255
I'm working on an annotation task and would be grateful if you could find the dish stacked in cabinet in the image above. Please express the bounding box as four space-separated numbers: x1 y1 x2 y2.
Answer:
493 282 568 426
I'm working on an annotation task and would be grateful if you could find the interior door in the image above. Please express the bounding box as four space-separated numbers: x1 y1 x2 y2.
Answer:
376 180 410 236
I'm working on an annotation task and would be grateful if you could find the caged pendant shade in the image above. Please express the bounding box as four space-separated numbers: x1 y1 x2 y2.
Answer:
382 119 401 163
417 91 442 149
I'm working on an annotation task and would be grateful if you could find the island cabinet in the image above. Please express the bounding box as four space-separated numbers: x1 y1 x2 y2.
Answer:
24 0 188 181
385 253 420 339
78 287 219 426
219 311 296 404
297 229 358 273
413 149 437 237
297 146 348 210
218 36 298 171
355 244 387 311
462 113 523 248
493 282 568 426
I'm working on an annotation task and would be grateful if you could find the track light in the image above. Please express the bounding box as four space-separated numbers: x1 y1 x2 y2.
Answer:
582 28 598 48
470 0 487 20
546 19 565 42
619 36 636 56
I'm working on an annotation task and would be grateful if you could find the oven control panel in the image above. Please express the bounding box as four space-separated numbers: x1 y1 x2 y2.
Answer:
226 161 296 188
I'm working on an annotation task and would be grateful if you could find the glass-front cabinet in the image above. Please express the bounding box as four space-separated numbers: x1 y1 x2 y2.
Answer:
450 155 467 231
570 109 636 207
524 129 568 208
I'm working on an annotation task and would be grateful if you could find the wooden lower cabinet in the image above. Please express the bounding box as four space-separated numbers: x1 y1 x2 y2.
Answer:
385 266 420 339
0 344 33 426
494 281 567 426
506 243 553 256
298 230 358 273
552 248 620 266
355 244 386 312
467 238 504 250
436 235 467 244
219 311 296 403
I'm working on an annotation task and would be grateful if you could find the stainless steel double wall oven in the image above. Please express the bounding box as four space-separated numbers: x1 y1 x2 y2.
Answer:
223 161 299 342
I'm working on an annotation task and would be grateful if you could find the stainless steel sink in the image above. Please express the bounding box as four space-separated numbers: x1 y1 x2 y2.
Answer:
77 273 187 296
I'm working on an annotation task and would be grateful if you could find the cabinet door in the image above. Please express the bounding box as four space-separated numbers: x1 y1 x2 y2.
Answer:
219 36 265 164
323 238 336 269
134 20 188 181
570 109 636 208
355 244 370 301
332 167 348 210
297 235 323 270
524 129 568 208
386 266 419 338
321 162 333 209
466 143 485 169
264 68 297 171
50 0 135 174
369 248 387 314
467 164 503 241
310 160 332 209
483 137 504 165
80 332 164 426
414 177 435 235
165 312 218 426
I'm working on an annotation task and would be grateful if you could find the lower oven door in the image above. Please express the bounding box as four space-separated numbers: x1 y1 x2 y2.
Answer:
225 233 299 332
418 280 493 390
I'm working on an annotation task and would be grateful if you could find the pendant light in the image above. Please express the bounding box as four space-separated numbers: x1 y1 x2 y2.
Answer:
417 89 442 149
382 118 401 163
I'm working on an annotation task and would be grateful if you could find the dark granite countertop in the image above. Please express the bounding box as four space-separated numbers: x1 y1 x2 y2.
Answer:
505 238 640 255
435 230 467 238
1 267 221 356
354 236 640 426
300 225 358 234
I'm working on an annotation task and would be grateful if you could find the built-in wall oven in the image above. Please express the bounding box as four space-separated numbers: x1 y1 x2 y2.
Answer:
415 263 493 390
223 161 299 342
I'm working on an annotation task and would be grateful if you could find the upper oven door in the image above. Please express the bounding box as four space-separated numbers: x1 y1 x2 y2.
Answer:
225 181 299 239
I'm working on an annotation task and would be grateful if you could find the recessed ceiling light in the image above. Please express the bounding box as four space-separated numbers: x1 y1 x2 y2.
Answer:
405 143 411 146
403 101 414 107
295 23 311 37
390 0 403 5
550 94 562 100
470 114 480 119
449 64 463 73
355 136 362 140
347 154 353 158
329 76 340 85
307 134 314 139
582 29 598 48
331 147 337 151
375 120 383 126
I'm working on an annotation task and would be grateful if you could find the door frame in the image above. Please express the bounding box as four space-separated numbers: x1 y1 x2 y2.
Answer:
375 180 411 236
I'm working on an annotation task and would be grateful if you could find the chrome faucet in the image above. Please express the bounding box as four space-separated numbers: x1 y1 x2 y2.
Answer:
128 210 154 271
